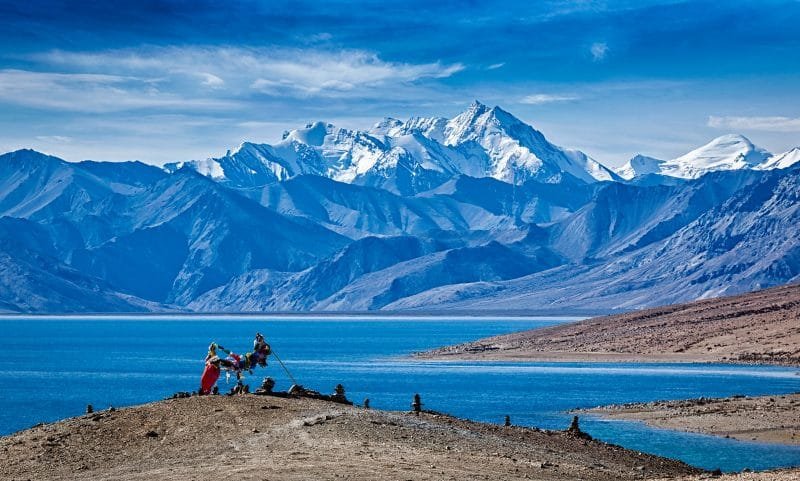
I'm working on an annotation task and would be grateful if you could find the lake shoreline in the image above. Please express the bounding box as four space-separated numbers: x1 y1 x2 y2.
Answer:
414 350 800 367
577 393 800 446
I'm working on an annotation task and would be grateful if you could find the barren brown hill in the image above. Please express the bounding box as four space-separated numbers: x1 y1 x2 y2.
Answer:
1 395 703 481
420 283 800 365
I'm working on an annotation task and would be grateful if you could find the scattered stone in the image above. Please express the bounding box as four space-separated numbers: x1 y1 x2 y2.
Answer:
228 382 250 395
145 431 158 438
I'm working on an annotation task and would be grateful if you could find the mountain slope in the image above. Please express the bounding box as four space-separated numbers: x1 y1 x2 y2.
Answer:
388 167 800 312
421 282 800 366
0 217 158 313
72 170 348 304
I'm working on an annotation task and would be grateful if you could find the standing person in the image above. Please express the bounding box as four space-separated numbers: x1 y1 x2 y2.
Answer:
199 343 222 395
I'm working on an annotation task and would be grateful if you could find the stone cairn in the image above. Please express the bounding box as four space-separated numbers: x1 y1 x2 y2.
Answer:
331 384 348 403
566 415 592 440
504 415 511 427
256 377 276 395
411 393 423 415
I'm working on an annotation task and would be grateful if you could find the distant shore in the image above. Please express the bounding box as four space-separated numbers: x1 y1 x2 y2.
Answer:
579 393 800 446
419 283 800 367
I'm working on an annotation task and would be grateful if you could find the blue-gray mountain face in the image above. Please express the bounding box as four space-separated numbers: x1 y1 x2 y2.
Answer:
1 102 798 313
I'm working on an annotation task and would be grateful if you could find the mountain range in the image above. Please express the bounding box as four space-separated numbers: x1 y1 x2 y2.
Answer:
1 101 798 313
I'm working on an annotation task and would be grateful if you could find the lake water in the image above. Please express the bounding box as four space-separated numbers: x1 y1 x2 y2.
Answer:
1 317 799 472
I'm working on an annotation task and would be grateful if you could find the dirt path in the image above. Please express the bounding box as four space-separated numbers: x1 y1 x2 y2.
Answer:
579 393 800 446
0 394 705 481
419 283 800 366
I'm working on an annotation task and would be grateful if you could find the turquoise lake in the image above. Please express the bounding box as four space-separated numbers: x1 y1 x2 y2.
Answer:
1 317 799 472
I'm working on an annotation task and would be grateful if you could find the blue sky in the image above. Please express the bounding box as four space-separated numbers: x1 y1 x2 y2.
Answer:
1 0 799 167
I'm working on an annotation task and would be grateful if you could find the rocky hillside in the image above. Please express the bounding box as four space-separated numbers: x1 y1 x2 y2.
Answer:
422 283 800 365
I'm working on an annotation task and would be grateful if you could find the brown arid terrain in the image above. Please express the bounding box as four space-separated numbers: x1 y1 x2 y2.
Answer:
2 395 798 481
579 393 800 446
419 283 800 366
0 394 707 481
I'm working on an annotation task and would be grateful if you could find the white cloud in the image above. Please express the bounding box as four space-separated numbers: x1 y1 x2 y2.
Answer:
34 47 464 100
35 135 72 143
520 94 579 105
590 42 608 61
0 69 237 113
708 115 800 132
200 73 224 88
487 62 505 70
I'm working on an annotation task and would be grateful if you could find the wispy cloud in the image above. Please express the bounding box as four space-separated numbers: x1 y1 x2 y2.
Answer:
487 62 505 70
708 115 800 132
35 47 464 100
0 69 237 113
590 42 608 61
35 135 72 143
520 93 579 105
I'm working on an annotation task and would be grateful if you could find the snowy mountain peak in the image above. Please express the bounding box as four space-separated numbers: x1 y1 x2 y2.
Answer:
370 117 404 136
286 121 334 146
620 134 774 180
439 101 618 184
443 101 514 146
665 134 771 178
616 154 667 180
758 147 800 170
165 102 619 188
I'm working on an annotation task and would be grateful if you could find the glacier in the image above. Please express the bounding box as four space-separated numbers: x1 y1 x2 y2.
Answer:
0 102 798 313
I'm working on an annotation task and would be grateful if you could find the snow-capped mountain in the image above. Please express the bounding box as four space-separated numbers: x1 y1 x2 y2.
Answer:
170 101 619 192
370 101 620 184
758 147 800 170
617 134 799 180
0 104 798 314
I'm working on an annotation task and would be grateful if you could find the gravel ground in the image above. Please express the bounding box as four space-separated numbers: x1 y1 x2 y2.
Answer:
1 394 703 481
